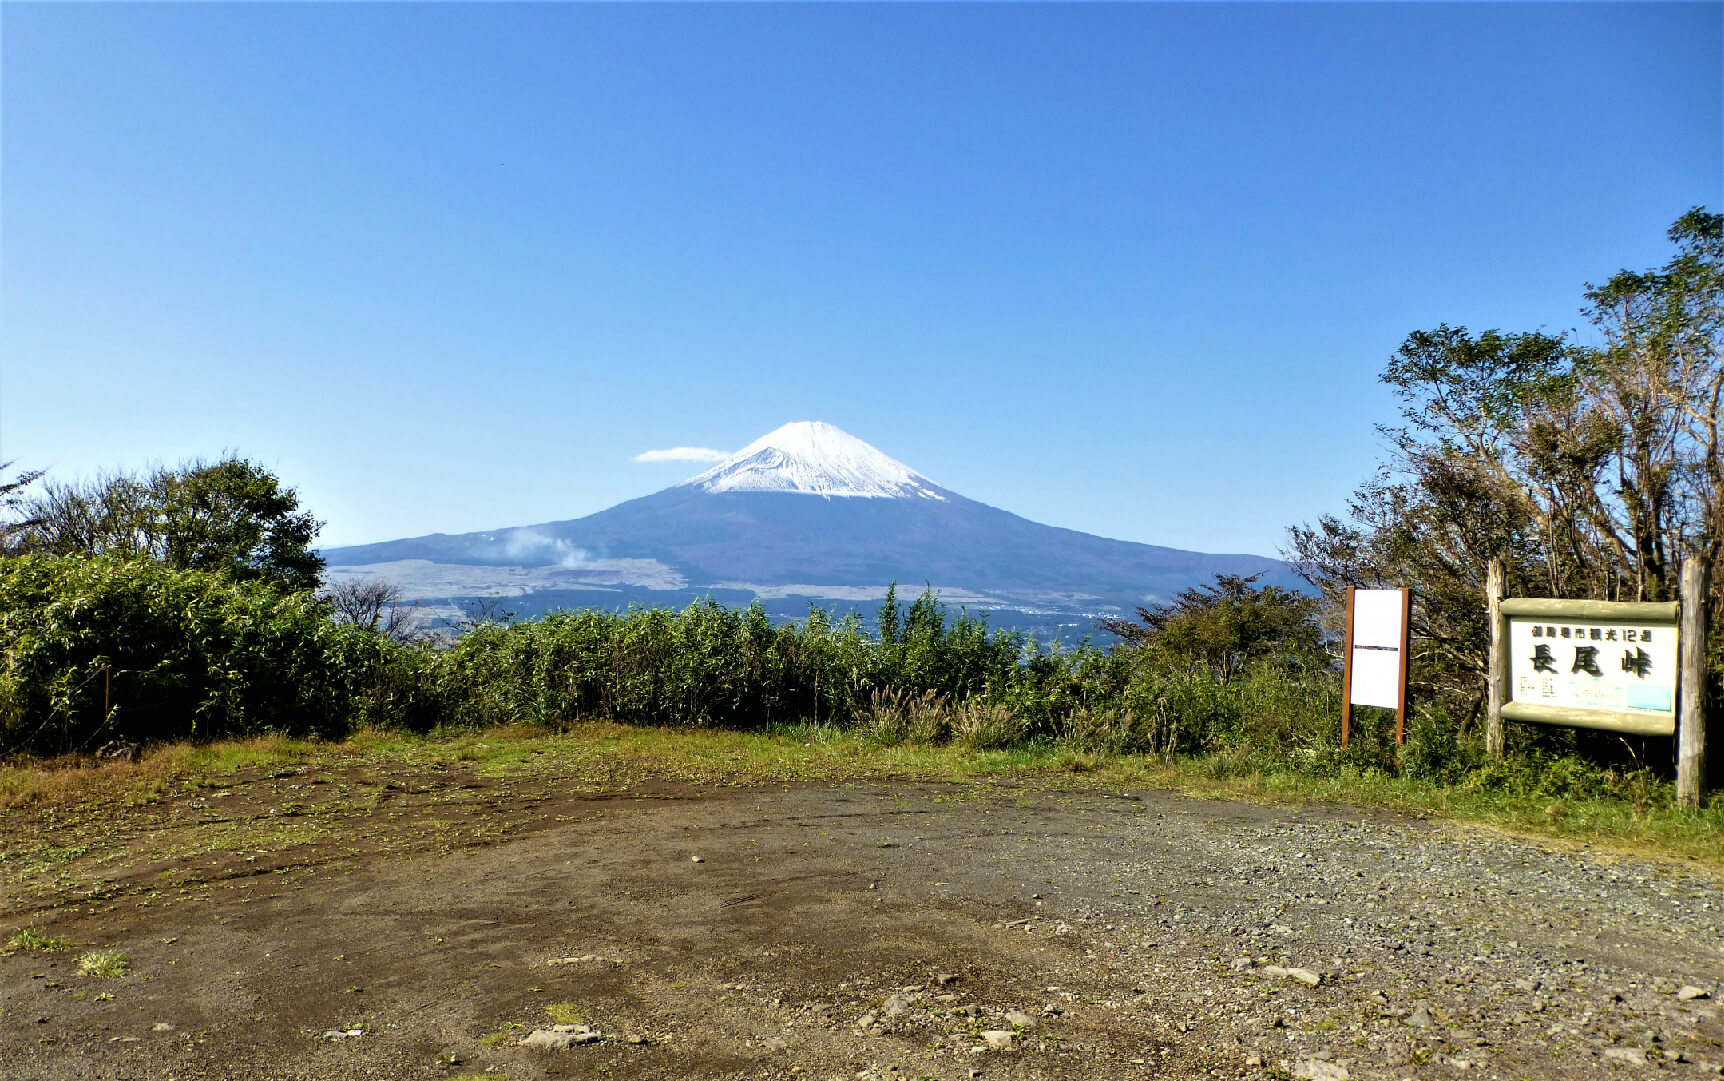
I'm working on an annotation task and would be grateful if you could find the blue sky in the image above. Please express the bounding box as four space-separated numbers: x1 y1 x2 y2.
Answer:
4 3 1719 556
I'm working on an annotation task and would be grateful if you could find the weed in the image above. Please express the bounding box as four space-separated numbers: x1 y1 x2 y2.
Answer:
6 927 70 953
77 949 129 978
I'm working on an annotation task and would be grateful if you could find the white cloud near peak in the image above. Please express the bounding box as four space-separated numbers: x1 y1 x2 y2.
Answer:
632 446 730 463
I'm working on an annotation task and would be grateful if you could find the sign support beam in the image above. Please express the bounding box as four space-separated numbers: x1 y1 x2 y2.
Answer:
1486 560 1508 759
1678 556 1711 809
1395 586 1411 747
1340 586 1355 749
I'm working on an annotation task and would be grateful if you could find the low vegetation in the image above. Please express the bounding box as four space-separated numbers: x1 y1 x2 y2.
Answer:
0 722 1718 874
5 927 70 953
77 949 129 978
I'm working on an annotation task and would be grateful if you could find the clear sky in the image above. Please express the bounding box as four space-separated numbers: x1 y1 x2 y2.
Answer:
4 2 1719 557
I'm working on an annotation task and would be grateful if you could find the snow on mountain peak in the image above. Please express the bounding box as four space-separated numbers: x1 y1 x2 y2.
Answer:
682 421 946 499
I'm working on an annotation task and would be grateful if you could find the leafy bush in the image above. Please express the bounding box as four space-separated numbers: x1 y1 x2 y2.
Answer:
1400 702 1483 784
0 554 398 754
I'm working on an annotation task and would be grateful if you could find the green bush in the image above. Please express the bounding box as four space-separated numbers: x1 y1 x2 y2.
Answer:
4 558 1685 807
0 554 399 754
427 592 1029 735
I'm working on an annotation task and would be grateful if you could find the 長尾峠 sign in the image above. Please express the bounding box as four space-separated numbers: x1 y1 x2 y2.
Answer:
1502 599 1679 737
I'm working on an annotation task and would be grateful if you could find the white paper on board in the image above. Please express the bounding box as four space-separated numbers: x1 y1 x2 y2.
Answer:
1352 589 1406 649
1349 647 1402 708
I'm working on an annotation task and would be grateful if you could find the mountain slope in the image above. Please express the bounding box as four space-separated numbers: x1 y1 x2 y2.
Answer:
323 422 1301 631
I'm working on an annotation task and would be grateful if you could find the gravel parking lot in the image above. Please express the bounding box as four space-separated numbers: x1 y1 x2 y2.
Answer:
2 776 1721 1080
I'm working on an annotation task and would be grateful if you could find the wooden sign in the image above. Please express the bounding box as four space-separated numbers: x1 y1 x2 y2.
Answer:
1341 587 1410 747
1486 556 1711 807
1501 599 1678 737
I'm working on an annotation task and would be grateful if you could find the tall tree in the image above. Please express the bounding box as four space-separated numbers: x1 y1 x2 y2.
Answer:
18 457 325 592
1289 209 1722 716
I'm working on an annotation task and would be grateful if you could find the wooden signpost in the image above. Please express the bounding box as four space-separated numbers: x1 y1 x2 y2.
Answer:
1486 556 1711 807
1341 586 1411 748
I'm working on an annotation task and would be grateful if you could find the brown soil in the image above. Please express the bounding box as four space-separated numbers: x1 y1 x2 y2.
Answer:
2 771 1722 1081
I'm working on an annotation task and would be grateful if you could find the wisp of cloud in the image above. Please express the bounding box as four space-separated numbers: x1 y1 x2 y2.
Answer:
632 446 730 463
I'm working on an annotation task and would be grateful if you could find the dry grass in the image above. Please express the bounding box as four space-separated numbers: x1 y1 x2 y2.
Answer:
2 722 1719 874
0 735 303 811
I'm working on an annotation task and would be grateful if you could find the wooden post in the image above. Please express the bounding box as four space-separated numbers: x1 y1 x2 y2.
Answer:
1340 586 1355 749
1395 587 1411 746
1678 556 1710 809
1485 560 1508 759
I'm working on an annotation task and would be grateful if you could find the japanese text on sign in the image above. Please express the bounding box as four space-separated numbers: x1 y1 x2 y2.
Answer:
1507 617 1678 717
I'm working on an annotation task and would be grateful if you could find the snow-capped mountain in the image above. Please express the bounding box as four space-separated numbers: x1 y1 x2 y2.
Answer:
323 422 1302 637
684 421 946 500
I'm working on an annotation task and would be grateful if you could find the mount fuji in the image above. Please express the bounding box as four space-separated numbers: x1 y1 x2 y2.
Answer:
322 422 1301 638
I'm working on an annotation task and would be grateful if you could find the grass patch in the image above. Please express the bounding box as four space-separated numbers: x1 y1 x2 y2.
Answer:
5 927 70 953
0 735 311 811
3 721 1720 877
544 1001 584 1025
1100 753 1724 867
77 949 129 978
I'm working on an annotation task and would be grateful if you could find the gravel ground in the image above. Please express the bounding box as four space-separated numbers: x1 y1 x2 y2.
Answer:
1 779 1720 1080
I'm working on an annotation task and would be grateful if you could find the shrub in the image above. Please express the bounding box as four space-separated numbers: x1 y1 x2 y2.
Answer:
0 554 399 754
1059 705 1150 754
1401 702 1483 784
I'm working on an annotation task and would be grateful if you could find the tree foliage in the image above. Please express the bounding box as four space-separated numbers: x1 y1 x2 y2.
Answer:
0 461 45 552
15 457 324 591
1098 573 1324 681
1289 208 1723 717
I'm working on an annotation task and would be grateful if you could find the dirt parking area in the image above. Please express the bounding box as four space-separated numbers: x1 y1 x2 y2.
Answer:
2 770 1722 1081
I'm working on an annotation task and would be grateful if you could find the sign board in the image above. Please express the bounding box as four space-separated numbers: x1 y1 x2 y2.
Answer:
1341 587 1410 746
1487 558 1710 807
1501 599 1679 737
1349 589 1407 708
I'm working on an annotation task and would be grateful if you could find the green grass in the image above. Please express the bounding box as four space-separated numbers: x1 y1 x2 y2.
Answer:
544 1002 584 1025
1108 751 1724 866
77 949 129 978
5 927 71 953
3 720 1720 871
